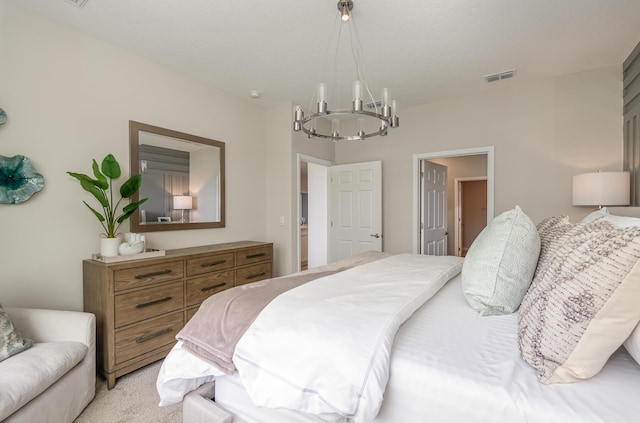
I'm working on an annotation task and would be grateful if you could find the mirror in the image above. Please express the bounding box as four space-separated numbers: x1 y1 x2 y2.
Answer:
129 121 225 232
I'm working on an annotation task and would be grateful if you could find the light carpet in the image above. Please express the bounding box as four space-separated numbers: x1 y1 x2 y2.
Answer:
74 361 181 423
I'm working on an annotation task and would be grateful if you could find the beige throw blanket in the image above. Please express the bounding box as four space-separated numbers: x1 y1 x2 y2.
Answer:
177 251 390 374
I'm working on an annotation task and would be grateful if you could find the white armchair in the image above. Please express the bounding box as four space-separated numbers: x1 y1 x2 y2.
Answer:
0 307 96 423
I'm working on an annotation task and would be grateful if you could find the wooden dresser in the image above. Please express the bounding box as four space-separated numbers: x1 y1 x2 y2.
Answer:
82 240 273 389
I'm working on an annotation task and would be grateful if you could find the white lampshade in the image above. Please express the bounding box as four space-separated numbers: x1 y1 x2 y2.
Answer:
572 171 630 207
173 195 193 210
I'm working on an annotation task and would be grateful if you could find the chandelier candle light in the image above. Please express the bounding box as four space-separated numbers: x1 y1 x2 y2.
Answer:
293 0 399 141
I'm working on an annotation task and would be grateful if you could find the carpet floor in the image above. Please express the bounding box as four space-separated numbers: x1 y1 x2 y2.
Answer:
74 361 181 423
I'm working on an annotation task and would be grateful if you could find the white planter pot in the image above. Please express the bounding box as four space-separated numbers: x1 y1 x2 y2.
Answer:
100 237 121 257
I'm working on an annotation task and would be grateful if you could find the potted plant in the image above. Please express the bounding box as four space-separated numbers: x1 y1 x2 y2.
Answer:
68 154 147 257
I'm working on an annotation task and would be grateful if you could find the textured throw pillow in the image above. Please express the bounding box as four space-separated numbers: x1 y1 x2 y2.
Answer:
0 304 33 362
461 205 541 316
518 217 640 384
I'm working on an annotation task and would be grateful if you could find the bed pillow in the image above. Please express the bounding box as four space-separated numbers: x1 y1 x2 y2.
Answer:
582 207 640 228
581 209 640 364
518 217 640 384
461 205 540 316
0 304 33 362
624 324 640 365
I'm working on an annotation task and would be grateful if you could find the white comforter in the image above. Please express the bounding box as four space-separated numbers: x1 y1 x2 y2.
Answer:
232 254 464 422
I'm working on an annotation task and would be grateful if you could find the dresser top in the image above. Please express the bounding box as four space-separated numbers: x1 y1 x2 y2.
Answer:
165 240 271 257
84 240 272 268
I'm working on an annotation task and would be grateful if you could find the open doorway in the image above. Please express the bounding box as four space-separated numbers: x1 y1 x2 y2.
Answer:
297 155 332 272
412 147 494 256
455 177 488 256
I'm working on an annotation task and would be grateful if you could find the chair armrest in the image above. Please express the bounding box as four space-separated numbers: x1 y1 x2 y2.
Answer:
4 307 95 348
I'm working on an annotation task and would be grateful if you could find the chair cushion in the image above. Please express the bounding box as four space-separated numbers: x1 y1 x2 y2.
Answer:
0 342 88 421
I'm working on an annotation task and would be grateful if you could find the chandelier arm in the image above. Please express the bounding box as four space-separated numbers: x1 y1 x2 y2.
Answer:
298 110 390 141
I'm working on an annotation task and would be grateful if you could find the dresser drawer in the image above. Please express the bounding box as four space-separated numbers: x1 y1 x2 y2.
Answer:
186 270 234 306
114 281 184 328
236 246 272 267
186 252 235 277
114 261 183 291
235 262 272 286
114 312 184 365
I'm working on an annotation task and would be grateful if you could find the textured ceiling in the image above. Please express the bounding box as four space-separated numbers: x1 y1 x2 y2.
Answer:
12 0 640 109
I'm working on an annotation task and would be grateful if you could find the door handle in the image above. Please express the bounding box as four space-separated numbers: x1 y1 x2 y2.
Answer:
444 231 449 236
370 233 381 238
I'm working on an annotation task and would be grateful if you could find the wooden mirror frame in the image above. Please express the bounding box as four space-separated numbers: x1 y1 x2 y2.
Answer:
129 121 225 232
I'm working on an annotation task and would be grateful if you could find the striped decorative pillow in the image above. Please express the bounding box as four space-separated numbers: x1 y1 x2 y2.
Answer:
518 217 640 383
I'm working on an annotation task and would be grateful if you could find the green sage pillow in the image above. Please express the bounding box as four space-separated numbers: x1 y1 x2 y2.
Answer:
461 205 541 315
0 304 33 362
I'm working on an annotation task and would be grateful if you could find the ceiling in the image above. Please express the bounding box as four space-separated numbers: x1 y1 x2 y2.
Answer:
12 0 640 109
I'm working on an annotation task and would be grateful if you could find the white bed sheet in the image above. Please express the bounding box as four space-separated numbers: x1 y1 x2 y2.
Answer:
161 274 640 423
213 274 640 423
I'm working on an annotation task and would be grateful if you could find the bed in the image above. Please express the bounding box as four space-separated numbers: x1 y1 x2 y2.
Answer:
157 206 640 423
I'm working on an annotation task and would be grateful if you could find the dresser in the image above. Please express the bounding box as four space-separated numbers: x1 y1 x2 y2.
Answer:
83 241 273 389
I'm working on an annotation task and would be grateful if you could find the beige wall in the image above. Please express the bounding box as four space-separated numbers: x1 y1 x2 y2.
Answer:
0 2 271 310
335 66 624 254
0 2 627 311
264 103 294 276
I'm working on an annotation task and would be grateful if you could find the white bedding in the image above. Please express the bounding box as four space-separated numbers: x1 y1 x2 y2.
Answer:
233 253 463 422
211 274 640 423
159 259 640 423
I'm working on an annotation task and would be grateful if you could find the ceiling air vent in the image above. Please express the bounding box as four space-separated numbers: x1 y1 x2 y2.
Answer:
484 69 516 83
63 0 89 8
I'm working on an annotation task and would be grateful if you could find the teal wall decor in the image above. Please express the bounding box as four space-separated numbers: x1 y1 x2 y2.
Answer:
0 155 44 204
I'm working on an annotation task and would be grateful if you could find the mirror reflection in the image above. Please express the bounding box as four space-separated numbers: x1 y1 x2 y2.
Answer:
129 121 225 232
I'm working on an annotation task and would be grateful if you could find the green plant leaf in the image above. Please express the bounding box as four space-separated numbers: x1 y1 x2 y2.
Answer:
91 160 108 189
83 201 106 222
101 154 121 180
120 174 142 198
123 198 148 213
79 178 109 208
68 172 107 191
116 210 136 224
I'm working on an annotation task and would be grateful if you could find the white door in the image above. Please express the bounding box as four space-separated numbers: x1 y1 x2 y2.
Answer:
330 161 382 262
422 160 448 255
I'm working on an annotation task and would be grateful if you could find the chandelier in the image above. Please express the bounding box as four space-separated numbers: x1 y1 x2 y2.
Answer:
293 0 399 142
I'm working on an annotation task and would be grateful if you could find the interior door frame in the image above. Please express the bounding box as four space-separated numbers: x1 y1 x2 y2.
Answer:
297 154 334 272
454 176 488 257
412 147 495 254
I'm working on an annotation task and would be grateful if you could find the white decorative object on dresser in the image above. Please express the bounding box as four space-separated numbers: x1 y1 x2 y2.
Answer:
83 241 272 389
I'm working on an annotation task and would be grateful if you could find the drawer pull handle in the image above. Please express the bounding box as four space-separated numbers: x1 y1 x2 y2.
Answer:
135 269 172 279
201 282 226 292
246 253 266 259
135 296 173 309
245 272 266 280
135 327 172 343
201 260 226 268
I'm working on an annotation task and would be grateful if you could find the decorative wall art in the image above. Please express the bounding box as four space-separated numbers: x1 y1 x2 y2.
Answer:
0 155 45 204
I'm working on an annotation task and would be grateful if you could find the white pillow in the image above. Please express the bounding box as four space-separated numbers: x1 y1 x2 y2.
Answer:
582 207 640 228
625 323 640 365
461 205 541 316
